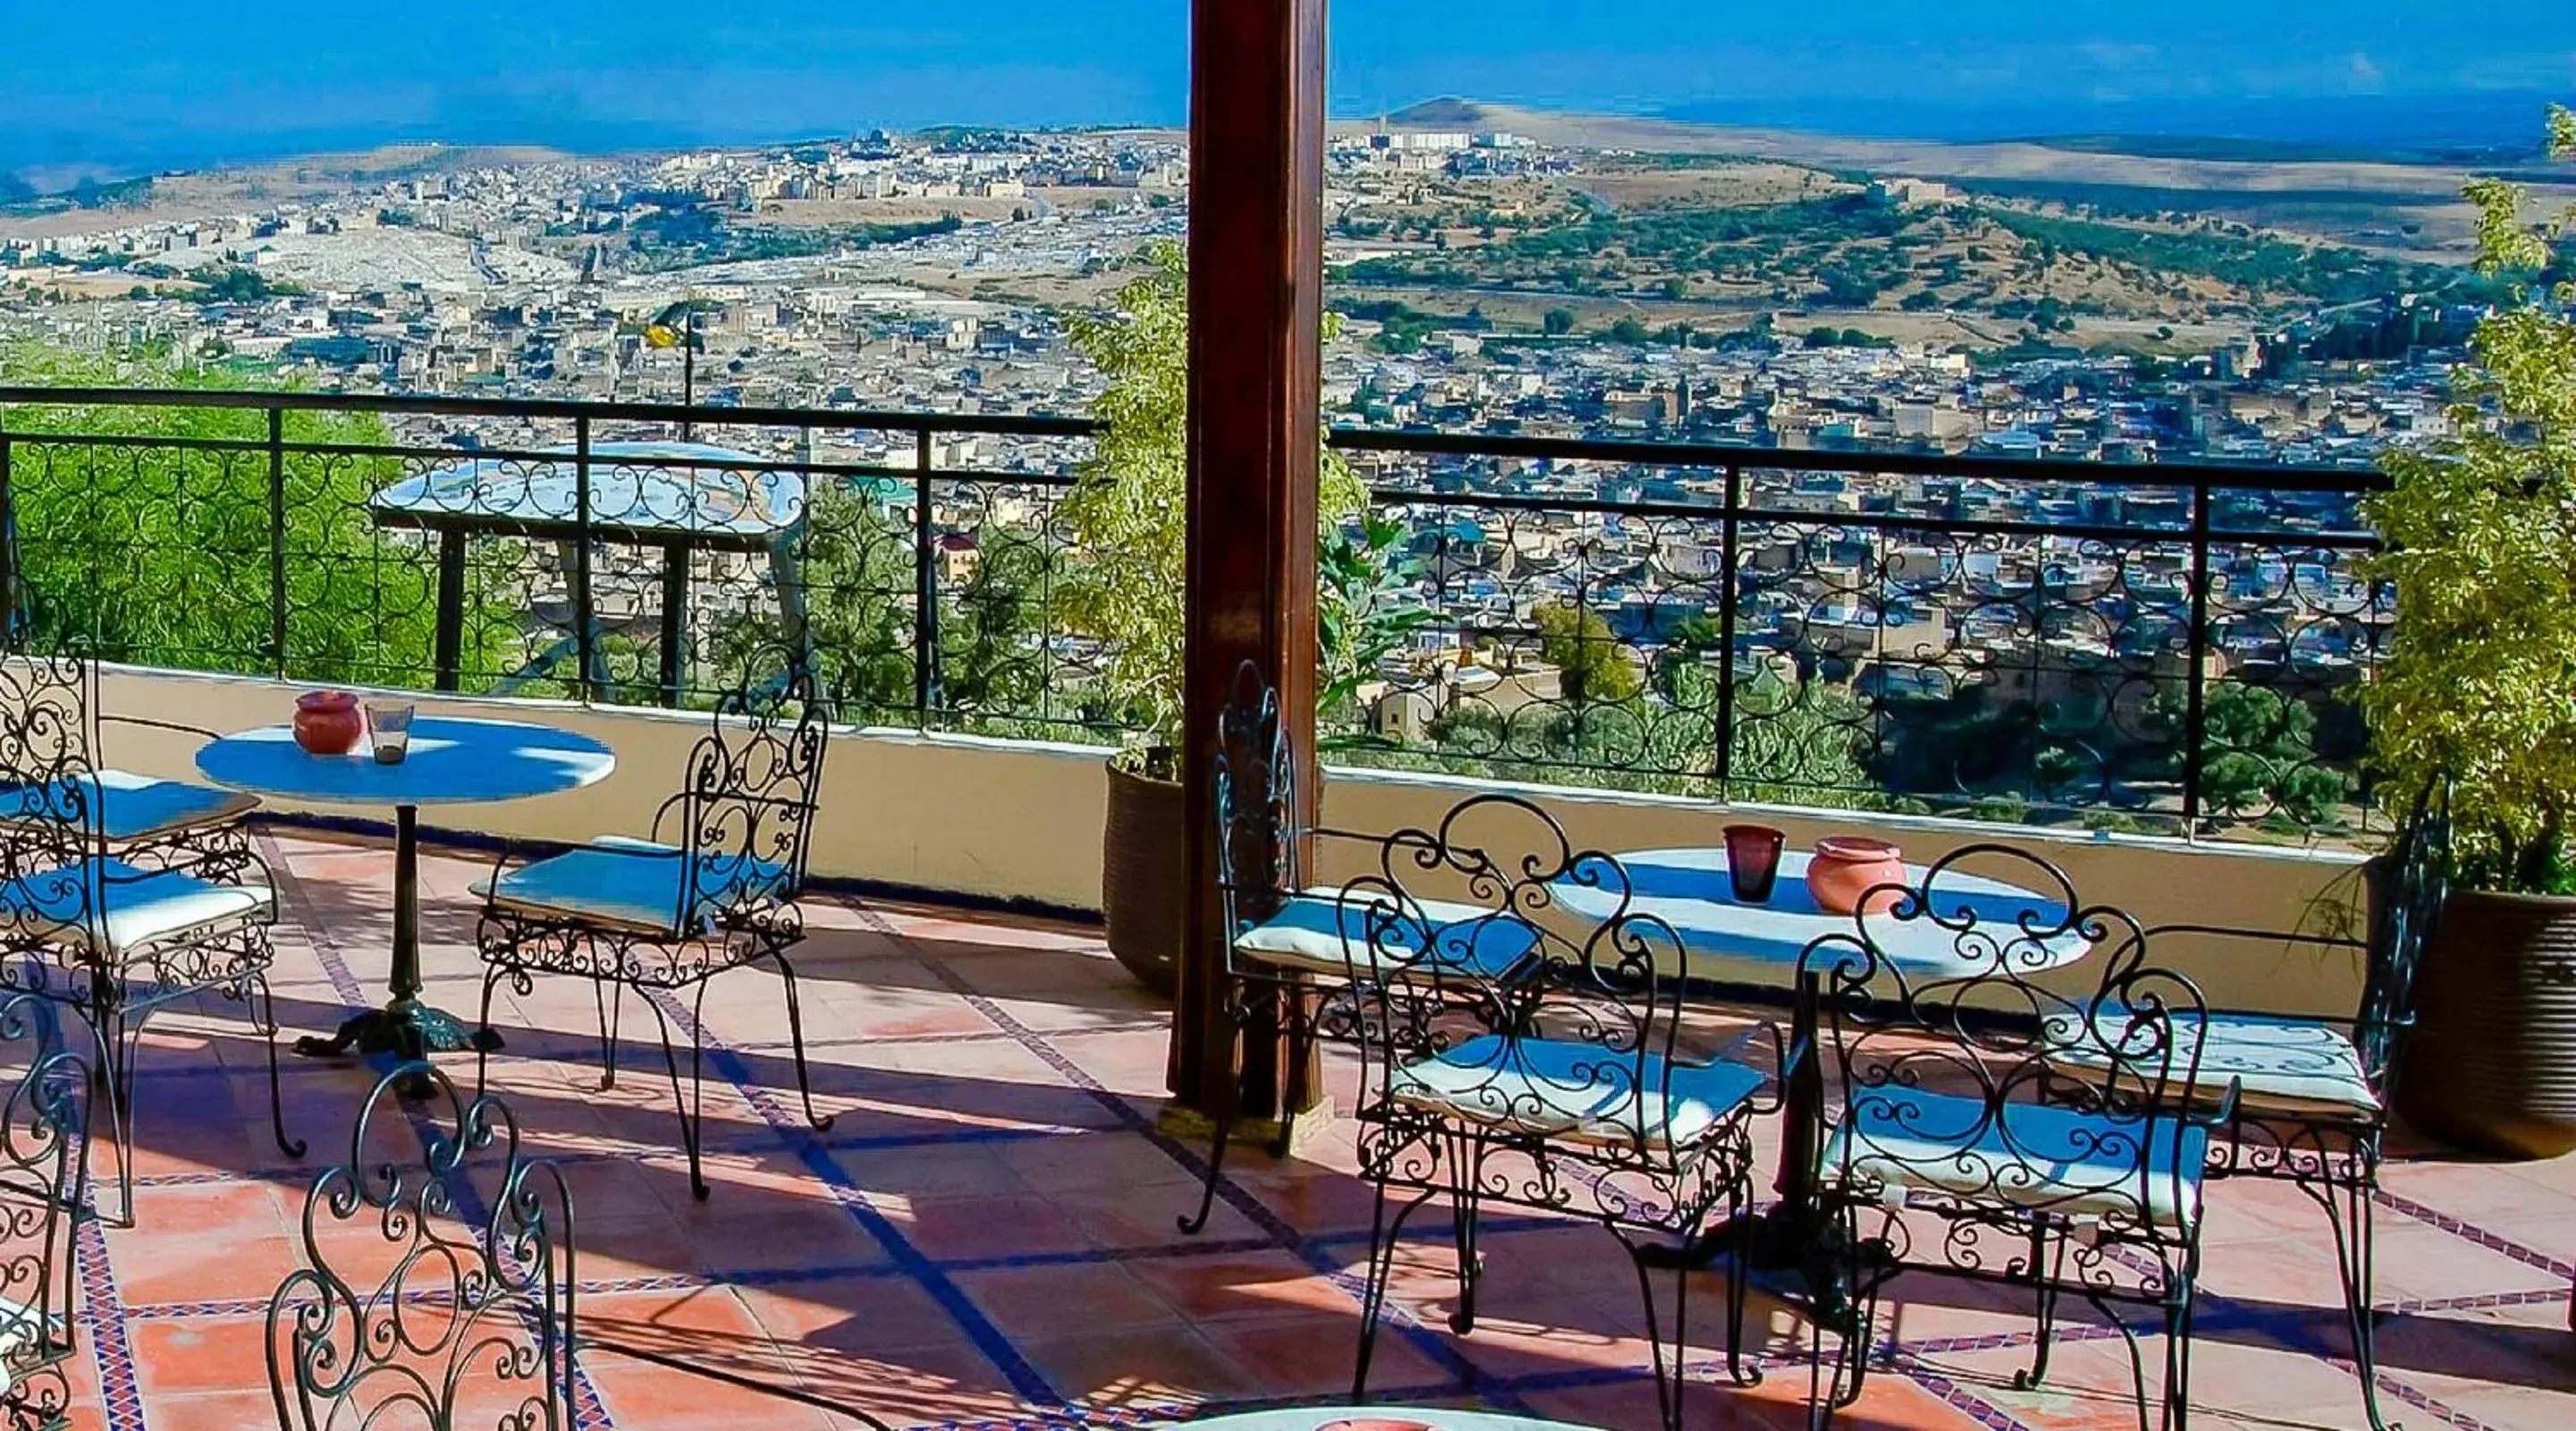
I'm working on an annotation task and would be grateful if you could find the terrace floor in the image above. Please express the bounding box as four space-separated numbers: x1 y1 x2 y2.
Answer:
65 829 2576 1431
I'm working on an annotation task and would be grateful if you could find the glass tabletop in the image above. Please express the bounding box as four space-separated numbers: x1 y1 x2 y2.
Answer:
196 716 616 809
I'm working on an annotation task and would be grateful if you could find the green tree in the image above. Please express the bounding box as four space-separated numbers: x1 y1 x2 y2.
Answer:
2175 682 2353 829
2361 104 2576 890
709 478 915 719
0 345 505 685
1059 241 1363 744
940 535 1053 721
1542 308 1576 336
1532 602 1641 704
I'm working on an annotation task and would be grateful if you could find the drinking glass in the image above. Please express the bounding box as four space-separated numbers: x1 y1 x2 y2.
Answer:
1722 823 1787 903
366 702 416 765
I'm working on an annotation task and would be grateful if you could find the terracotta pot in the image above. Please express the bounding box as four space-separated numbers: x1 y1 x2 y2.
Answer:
292 690 366 757
2397 889 2576 1159
1102 749 1184 998
1806 834 1907 916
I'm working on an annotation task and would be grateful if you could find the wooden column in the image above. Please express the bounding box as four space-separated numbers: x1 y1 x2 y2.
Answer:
1167 0 1328 1123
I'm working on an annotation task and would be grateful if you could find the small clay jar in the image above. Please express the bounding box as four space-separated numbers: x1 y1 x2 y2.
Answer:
292 690 366 757
1805 834 1907 916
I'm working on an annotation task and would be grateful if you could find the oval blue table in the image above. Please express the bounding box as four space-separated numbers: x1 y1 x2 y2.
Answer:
198 716 615 1061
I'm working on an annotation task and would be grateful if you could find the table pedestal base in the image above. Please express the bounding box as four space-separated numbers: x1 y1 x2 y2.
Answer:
295 998 503 1061
1638 1205 1857 1327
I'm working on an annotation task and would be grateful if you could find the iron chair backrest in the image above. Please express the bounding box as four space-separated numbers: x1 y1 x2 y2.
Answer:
651 648 830 931
1802 844 2219 1244
1212 660 1303 950
2353 783 2452 1088
268 1061 576 1431
0 993 88 1421
0 645 115 933
1339 792 1701 1163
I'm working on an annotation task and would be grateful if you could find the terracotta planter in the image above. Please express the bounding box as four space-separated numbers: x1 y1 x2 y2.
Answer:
1806 835 1906 916
292 690 366 757
2397 890 2576 1159
1102 749 1185 998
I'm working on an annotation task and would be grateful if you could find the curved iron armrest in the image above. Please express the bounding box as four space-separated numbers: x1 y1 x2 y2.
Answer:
2184 1073 2246 1132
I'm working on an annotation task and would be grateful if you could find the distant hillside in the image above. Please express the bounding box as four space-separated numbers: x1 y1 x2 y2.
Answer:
1357 98 2572 201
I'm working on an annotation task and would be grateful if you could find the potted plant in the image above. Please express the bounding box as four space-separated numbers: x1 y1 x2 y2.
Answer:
1062 242 1364 994
2362 104 2576 1156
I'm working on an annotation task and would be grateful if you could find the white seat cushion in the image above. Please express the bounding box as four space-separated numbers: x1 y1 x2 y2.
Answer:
0 769 258 843
2048 1007 2380 1116
1392 1033 1767 1152
1821 1087 2206 1232
1232 889 1541 981
478 836 790 936
0 856 270 958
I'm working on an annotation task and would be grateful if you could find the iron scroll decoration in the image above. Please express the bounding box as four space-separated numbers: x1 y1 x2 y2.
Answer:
266 1061 576 1431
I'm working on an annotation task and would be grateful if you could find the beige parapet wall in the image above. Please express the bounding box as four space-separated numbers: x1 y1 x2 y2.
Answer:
95 665 2373 1021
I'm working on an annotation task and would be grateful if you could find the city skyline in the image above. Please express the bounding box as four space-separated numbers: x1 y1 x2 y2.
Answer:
5 4 2569 182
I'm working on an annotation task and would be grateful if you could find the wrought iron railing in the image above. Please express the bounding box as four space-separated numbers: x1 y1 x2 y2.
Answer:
0 386 2388 841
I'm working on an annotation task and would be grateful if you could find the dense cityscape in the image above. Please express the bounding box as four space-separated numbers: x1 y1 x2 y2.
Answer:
0 115 2520 834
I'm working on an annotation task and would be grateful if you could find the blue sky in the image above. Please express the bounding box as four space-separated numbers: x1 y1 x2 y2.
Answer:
4 3 2569 174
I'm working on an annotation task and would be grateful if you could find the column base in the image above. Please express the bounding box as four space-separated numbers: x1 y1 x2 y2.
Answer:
1154 1093 1337 1159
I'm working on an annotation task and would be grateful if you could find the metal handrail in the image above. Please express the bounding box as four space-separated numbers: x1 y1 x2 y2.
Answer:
0 385 2391 835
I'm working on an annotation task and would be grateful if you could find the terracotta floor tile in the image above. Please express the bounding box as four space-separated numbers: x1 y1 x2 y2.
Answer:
1017 1324 1264 1407
585 1352 843 1431
951 1260 1187 1341
128 1317 274 1399
884 1191 1092 1261
143 1391 289 1431
1126 1247 1362 1324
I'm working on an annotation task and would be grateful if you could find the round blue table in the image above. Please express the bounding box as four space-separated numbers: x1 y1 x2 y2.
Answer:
198 716 615 1060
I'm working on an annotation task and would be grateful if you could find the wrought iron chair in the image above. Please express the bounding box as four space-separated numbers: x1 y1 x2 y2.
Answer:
1181 662 1549 1236
267 1060 576 1431
472 656 834 1199
0 995 89 1431
0 586 261 881
0 646 300 1226
1344 794 1780 1431
2043 793 2452 1431
1802 849 2235 1431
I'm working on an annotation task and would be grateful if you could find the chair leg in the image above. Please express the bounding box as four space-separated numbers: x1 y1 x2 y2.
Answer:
2314 1156 2394 1431
595 980 625 1091
1620 1229 1694 1431
1447 1131 1482 1335
1812 1211 1878 1419
2162 1274 2199 1431
242 972 303 1161
1722 1180 1761 1388
1178 984 1246 1237
80 978 143 1230
641 986 709 1200
475 967 508 1101
768 947 832 1133
2018 1222 2068 1390
1352 1181 1437 1401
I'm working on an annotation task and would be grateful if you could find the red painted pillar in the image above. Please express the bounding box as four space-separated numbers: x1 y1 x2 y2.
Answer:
1168 0 1328 1123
